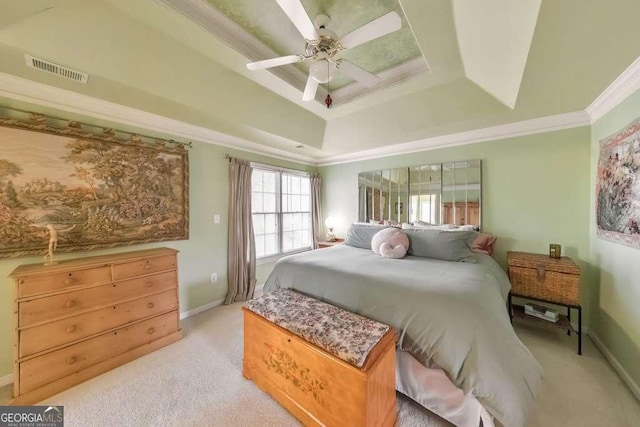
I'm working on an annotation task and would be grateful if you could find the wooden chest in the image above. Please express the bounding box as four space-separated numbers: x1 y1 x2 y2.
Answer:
243 310 396 426
10 248 183 405
507 251 581 305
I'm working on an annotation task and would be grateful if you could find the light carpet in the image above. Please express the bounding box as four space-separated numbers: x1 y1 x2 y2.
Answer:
36 303 451 427
3 302 639 426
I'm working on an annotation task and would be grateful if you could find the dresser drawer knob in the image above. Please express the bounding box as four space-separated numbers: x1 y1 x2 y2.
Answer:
147 302 154 309
66 325 77 333
67 356 78 365
147 327 155 335
145 282 154 288
65 300 76 308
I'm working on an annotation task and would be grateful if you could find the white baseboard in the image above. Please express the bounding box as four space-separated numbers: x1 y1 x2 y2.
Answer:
180 298 225 320
0 373 13 388
589 331 640 401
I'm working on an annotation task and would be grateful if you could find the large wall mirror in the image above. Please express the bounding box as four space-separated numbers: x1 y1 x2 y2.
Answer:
358 160 482 228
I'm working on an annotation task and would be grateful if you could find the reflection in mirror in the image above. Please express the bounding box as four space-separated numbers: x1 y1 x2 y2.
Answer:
442 160 481 227
357 167 409 224
409 164 441 225
358 160 481 228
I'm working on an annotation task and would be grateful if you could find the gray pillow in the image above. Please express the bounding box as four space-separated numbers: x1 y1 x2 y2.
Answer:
405 229 478 262
345 224 389 250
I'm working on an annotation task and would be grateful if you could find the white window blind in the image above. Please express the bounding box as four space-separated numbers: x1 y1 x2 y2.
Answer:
252 166 312 259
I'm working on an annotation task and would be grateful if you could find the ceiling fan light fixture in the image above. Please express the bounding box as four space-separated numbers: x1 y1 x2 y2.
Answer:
309 59 334 83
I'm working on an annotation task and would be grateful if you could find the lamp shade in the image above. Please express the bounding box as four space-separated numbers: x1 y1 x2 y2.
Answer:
309 59 334 84
325 216 336 229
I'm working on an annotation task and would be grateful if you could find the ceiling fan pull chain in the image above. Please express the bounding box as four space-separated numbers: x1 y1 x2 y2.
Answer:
325 60 333 109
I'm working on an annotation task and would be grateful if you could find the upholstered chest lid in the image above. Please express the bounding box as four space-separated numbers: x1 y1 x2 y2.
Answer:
245 288 391 369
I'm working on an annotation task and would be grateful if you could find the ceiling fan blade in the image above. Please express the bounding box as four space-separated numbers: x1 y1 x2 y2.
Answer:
337 60 380 87
302 74 319 101
246 54 304 70
340 11 402 49
275 0 319 42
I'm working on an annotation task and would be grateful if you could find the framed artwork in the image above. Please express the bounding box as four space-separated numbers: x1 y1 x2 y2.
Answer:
596 116 640 248
0 113 189 259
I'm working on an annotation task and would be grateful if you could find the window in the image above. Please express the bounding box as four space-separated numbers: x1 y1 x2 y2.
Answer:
252 167 312 259
410 194 439 224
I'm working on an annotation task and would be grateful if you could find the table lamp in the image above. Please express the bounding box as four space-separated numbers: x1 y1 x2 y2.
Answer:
325 216 336 242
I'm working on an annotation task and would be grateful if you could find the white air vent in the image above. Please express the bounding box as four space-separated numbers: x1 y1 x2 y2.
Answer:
25 55 89 84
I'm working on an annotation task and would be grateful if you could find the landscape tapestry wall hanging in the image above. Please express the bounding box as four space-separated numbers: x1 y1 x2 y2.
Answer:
596 116 640 248
0 113 189 259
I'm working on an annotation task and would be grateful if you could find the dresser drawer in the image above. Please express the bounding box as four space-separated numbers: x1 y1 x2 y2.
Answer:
19 271 178 327
19 290 178 358
16 266 112 299
19 310 179 394
114 255 176 280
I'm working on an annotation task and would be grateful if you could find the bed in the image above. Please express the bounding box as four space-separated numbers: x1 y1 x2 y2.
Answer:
263 244 543 427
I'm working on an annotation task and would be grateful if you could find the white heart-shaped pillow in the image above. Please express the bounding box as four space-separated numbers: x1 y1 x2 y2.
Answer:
380 242 407 259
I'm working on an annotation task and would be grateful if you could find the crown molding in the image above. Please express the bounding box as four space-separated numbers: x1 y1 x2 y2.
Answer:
587 56 640 123
0 72 316 165
0 72 594 168
316 111 591 166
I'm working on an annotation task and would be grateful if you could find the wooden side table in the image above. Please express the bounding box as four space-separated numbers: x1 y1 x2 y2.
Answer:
507 251 582 355
317 238 344 249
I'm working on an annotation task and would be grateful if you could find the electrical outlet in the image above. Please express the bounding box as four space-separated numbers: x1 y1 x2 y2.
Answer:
210 273 218 283
213 214 221 224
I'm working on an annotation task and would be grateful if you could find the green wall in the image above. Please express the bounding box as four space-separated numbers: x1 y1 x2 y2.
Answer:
320 126 593 321
0 101 314 380
590 88 640 389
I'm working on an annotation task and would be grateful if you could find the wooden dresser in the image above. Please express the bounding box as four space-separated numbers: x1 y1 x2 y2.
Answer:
10 247 183 404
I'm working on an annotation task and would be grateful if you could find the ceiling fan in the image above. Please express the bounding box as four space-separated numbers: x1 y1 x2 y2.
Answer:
246 0 402 102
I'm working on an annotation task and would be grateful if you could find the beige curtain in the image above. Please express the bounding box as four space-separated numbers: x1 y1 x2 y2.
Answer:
310 174 323 249
225 158 257 304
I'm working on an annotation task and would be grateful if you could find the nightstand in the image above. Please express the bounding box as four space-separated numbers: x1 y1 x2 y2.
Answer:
507 251 582 354
317 238 344 249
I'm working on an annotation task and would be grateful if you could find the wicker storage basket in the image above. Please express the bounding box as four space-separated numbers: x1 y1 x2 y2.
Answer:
507 251 580 306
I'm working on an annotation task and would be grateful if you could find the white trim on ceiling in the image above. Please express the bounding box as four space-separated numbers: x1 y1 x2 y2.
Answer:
586 56 640 123
315 111 592 166
155 0 429 106
156 0 309 96
0 72 316 165
1 55 639 168
330 57 428 105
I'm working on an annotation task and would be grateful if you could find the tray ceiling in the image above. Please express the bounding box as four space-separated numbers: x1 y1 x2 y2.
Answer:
2 0 640 159
162 0 428 104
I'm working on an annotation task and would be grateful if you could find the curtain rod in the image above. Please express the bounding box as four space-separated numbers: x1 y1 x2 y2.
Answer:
225 153 312 176
0 105 193 149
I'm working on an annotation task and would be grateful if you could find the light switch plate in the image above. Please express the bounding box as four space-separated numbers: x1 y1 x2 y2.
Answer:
214 214 220 224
